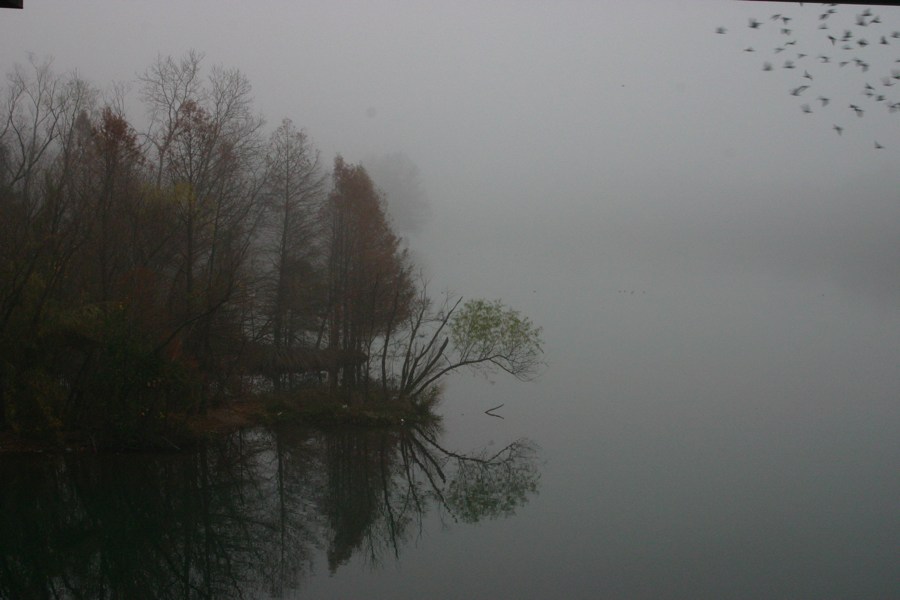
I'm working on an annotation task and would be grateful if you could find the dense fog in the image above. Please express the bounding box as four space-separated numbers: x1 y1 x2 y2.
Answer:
2 2 898 598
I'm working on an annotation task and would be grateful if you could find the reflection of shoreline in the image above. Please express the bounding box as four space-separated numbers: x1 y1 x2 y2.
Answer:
0 424 540 599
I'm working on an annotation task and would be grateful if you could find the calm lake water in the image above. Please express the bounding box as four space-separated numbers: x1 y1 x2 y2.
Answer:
2 269 898 599
3 178 900 600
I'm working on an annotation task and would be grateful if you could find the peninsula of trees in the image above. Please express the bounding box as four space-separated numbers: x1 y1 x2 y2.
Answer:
0 53 542 447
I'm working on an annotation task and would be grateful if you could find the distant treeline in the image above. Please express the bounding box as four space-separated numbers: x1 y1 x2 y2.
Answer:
0 52 542 445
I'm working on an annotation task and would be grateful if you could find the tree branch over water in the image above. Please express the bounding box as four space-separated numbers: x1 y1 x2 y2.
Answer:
389 288 544 402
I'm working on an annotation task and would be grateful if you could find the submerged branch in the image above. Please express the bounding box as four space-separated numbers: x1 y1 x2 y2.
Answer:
484 404 504 419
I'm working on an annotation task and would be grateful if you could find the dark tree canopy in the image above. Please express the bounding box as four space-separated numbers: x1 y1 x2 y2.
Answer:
0 53 543 444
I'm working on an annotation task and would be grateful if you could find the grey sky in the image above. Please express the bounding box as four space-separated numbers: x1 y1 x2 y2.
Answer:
1 1 897 312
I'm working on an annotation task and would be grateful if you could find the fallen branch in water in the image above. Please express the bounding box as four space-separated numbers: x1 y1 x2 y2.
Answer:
484 403 504 419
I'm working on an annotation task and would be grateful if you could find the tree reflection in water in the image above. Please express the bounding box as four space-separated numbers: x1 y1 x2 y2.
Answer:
0 423 540 599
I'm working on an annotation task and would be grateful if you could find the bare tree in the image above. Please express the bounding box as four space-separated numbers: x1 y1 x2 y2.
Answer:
139 52 266 407
264 122 325 344
0 57 98 334
0 58 103 429
139 50 204 187
258 118 326 389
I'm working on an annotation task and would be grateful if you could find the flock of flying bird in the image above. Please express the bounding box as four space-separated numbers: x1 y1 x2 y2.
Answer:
718 3 900 149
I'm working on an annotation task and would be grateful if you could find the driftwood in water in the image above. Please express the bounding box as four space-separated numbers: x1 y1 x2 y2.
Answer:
484 404 504 419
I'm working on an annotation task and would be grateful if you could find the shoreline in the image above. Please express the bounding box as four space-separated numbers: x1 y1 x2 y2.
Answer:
0 393 436 455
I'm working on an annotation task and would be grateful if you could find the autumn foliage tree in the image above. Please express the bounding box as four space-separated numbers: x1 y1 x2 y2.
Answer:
320 156 413 395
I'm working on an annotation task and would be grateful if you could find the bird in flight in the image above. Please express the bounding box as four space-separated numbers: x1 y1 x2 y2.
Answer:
719 4 898 150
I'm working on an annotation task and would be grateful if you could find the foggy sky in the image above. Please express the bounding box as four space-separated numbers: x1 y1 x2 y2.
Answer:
1 1 898 311
3 4 899 596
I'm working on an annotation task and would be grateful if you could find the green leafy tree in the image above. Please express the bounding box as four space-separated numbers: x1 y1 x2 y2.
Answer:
392 290 544 401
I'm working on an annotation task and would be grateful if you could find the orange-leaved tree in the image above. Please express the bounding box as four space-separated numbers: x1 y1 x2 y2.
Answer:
320 156 413 397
